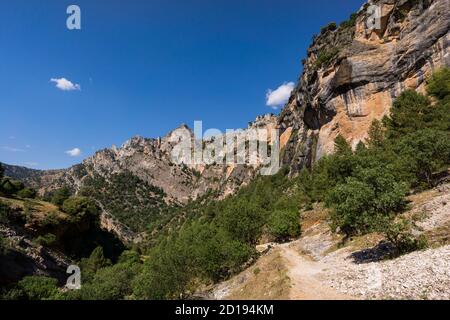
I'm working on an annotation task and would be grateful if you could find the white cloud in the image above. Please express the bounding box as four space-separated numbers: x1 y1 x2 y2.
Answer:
266 82 295 109
66 148 82 157
24 162 39 167
2 146 25 152
50 77 81 91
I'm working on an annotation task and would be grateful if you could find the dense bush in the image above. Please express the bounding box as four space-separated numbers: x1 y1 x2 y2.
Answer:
327 169 408 236
62 196 99 218
0 172 36 199
17 188 36 199
381 217 428 256
314 48 339 70
51 187 72 206
62 248 141 300
80 171 168 232
321 22 337 34
426 67 450 100
0 178 24 196
394 129 450 188
216 199 266 244
268 209 301 242
34 233 57 247
13 276 58 300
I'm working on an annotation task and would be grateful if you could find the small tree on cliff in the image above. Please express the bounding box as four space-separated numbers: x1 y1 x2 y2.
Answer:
334 135 352 156
366 119 385 149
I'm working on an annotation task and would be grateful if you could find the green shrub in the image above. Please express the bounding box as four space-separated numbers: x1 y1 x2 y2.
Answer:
380 217 428 256
383 90 432 139
217 199 267 244
34 233 57 247
17 188 36 199
51 187 72 206
321 22 337 34
327 168 408 237
0 178 24 196
65 262 140 300
394 129 450 187
16 276 58 300
62 196 99 217
268 209 301 242
79 246 112 283
334 135 352 156
314 48 339 70
366 119 385 149
426 67 450 100
40 211 61 228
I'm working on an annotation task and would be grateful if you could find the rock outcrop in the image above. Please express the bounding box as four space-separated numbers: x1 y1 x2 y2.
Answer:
279 0 450 172
4 114 277 204
3 114 278 236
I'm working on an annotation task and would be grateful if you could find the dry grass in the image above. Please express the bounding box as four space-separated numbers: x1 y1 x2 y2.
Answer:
0 196 67 221
408 189 439 206
301 203 330 232
224 249 291 300
424 223 450 247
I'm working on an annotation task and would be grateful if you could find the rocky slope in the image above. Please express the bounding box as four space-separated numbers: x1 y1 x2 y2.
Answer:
279 0 450 171
0 197 124 287
0 223 71 287
3 114 277 234
5 114 277 202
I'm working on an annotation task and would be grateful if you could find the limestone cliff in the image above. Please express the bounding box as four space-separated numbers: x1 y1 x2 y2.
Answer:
279 0 450 172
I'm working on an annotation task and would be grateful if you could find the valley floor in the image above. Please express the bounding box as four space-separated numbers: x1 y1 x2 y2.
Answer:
210 184 450 300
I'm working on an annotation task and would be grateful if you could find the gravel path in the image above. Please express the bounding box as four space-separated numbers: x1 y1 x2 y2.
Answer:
279 242 354 300
323 245 450 300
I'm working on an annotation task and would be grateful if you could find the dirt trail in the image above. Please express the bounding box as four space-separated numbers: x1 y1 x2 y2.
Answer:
278 242 354 300
211 183 450 300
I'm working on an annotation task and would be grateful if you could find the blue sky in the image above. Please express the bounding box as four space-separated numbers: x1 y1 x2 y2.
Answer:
0 0 363 169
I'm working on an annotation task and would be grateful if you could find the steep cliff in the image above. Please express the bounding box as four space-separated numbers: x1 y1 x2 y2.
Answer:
279 0 450 172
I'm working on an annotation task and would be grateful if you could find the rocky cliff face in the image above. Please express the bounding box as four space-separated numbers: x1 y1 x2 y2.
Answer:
12 113 277 203
279 0 450 172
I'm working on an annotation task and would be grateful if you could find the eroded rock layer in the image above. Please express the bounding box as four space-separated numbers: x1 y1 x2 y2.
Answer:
279 0 450 172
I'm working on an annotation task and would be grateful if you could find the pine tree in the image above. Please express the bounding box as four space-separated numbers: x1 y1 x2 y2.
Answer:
366 119 385 149
334 135 352 156
355 141 367 153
